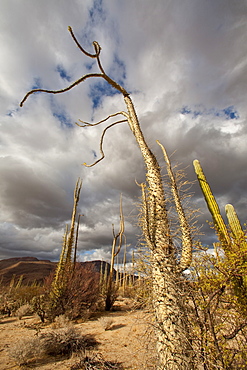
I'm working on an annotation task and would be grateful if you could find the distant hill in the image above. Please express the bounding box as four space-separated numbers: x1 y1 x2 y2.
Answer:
0 257 111 286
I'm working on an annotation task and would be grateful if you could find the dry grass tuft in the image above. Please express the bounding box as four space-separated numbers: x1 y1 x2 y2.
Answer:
51 314 71 328
97 317 114 331
15 304 32 320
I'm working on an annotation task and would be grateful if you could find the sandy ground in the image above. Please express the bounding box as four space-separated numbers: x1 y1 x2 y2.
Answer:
0 300 158 370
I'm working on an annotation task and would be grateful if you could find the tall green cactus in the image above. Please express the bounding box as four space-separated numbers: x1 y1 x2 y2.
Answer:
225 204 245 241
193 159 230 248
225 204 247 295
193 159 247 304
193 159 247 249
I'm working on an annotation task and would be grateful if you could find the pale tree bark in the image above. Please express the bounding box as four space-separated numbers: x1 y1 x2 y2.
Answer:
105 194 125 311
20 27 194 369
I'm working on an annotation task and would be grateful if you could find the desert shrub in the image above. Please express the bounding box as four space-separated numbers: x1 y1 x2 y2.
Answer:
9 285 44 306
8 323 98 366
189 247 247 369
47 263 101 320
98 317 114 331
30 294 49 323
40 325 98 356
0 285 45 318
123 278 152 309
66 264 100 316
0 293 16 316
51 314 70 328
8 336 43 366
15 303 32 319
70 351 124 370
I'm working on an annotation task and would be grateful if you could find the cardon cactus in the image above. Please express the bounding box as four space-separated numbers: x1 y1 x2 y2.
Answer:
225 204 246 241
225 204 247 294
193 159 247 303
193 159 230 248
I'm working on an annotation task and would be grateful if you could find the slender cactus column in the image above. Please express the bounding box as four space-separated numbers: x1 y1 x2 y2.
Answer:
193 159 230 247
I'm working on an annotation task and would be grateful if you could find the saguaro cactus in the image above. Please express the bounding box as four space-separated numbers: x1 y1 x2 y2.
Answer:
20 28 194 369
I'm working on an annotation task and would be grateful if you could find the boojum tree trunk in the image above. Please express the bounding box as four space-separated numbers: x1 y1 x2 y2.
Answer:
50 177 82 306
20 27 194 369
105 194 125 311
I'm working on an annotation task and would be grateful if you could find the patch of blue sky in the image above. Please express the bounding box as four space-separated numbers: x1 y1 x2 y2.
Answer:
110 53 127 86
49 95 73 128
6 107 20 117
89 80 121 109
31 77 42 90
85 61 95 71
78 0 106 48
89 0 106 25
53 111 73 128
180 105 239 120
78 250 95 261
56 65 71 82
222 106 239 120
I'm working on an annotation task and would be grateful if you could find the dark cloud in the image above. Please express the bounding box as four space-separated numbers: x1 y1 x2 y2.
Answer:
0 0 247 262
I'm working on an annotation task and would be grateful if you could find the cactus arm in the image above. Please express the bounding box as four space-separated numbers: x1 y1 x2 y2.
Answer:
225 204 246 242
193 160 230 247
225 203 247 296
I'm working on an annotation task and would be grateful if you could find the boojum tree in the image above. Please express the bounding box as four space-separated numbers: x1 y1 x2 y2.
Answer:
20 27 194 369
105 193 125 311
50 177 82 313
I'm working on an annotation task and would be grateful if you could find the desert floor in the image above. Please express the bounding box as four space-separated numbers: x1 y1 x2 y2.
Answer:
0 299 157 370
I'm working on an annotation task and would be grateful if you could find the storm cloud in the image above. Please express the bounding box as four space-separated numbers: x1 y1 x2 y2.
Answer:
0 0 247 262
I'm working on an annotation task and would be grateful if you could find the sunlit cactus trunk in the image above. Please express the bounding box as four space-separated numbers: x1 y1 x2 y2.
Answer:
193 159 230 248
194 160 247 305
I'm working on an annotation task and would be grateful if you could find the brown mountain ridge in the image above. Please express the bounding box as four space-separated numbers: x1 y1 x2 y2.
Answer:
0 257 110 286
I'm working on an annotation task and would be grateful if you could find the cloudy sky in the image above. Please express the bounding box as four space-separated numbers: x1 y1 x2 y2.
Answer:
1 0 247 263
